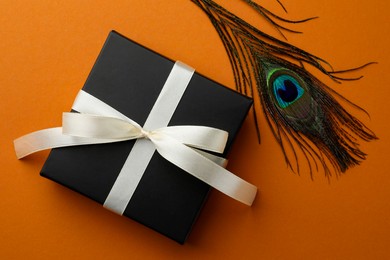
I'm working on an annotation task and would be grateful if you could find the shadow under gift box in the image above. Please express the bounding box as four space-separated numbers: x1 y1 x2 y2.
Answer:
40 31 253 244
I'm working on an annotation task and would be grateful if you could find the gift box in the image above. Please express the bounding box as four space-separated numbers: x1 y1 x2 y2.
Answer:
38 31 253 243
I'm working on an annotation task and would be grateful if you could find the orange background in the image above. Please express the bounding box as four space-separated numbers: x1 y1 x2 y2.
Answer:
1 0 389 259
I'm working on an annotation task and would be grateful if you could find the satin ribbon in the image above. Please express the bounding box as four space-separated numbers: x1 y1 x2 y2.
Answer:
14 61 257 213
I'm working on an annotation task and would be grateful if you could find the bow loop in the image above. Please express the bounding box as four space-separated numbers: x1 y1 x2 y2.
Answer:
62 112 144 140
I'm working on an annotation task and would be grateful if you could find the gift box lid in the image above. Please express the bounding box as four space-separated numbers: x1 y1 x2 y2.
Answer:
41 31 253 244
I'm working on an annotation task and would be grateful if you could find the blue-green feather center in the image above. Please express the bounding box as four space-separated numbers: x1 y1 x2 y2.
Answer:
273 75 304 108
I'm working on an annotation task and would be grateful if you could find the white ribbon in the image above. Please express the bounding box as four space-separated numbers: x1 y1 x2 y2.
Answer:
14 61 257 213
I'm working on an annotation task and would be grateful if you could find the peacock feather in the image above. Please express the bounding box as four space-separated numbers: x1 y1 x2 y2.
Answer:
191 0 377 177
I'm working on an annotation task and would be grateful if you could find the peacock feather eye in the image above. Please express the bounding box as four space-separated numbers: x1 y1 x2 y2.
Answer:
268 69 305 109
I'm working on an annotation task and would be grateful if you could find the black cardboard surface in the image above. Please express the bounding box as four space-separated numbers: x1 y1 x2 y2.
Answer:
41 31 252 244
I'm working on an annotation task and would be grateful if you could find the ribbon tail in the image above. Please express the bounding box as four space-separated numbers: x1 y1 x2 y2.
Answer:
158 125 228 153
192 148 228 168
14 127 124 159
150 134 257 206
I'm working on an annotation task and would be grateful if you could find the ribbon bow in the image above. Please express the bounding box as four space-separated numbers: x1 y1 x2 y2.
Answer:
62 112 229 157
15 110 257 207
62 112 230 168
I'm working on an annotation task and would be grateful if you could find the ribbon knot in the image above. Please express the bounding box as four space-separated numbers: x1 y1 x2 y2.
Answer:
140 129 151 139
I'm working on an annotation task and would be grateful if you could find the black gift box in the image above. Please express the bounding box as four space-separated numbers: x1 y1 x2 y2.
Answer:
40 31 252 244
